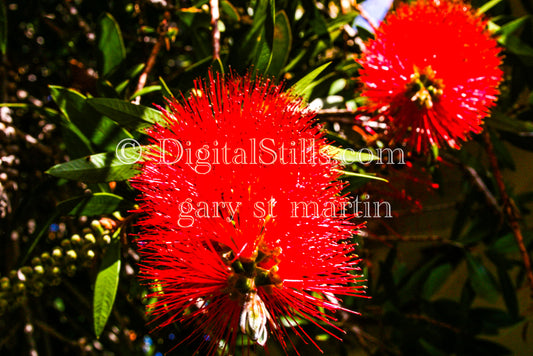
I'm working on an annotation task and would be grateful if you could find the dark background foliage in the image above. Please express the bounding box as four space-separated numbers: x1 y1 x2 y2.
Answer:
1 0 533 355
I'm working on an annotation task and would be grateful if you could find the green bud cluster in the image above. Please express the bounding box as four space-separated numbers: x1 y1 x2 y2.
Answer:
0 218 118 315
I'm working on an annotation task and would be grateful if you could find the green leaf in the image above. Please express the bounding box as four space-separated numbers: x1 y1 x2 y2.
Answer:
265 11 292 77
333 169 388 182
289 62 331 101
46 147 142 183
159 77 175 99
495 16 531 37
419 339 448 356
57 193 132 216
87 98 166 132
98 13 126 77
221 0 240 21
488 231 533 254
397 257 439 306
129 85 162 100
422 264 453 299
49 86 132 154
477 0 504 14
491 18 533 65
0 0 6 55
465 252 499 303
323 145 377 164
495 260 519 318
93 235 121 338
487 113 533 136
254 0 276 75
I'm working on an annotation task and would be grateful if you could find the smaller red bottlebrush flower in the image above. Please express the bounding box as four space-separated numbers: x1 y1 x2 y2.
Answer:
357 0 503 153
131 71 366 355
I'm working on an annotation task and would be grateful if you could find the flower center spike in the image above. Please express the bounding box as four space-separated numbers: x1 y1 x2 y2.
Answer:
220 244 282 345
405 66 444 109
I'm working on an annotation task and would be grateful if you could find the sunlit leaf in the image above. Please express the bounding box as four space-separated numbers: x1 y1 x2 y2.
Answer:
87 98 166 132
98 13 126 76
49 86 132 154
289 62 331 100
57 193 132 216
46 147 143 183
93 235 121 338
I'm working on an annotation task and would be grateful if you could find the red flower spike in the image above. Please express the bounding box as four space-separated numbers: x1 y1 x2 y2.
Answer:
357 0 504 153
131 71 366 355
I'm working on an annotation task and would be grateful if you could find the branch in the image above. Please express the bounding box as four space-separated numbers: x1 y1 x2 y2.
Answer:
34 320 81 349
483 129 533 296
441 153 501 215
315 108 357 124
133 12 170 104
210 0 221 61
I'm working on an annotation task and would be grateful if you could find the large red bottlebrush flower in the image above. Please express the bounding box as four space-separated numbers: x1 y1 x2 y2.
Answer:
357 0 503 153
131 72 366 355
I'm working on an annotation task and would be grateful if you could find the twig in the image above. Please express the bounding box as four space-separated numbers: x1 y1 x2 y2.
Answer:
404 313 461 334
23 302 38 356
210 0 221 61
364 231 463 249
33 320 81 349
483 129 533 296
12 125 54 156
353 2 379 33
441 153 501 215
0 319 23 348
315 108 357 124
133 12 170 105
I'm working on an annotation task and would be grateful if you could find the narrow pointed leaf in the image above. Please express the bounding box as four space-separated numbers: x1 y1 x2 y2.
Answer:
466 252 499 302
323 145 377 164
93 236 121 338
87 98 166 132
333 169 388 182
264 11 292 77
98 13 126 76
289 62 331 100
46 147 142 183
57 193 132 216
49 86 132 154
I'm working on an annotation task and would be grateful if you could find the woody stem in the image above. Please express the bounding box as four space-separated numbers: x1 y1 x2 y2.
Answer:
483 129 533 297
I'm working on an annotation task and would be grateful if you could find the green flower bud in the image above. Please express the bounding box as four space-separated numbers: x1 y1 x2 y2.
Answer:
14 282 25 293
31 257 41 266
52 248 62 259
91 220 104 237
33 265 45 275
84 233 96 245
102 235 111 245
70 234 82 245
66 250 77 261
86 250 95 259
60 239 71 248
41 252 51 263
0 277 10 290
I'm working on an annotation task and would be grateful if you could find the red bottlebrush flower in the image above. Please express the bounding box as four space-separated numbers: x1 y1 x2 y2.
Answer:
357 0 503 153
131 72 366 355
